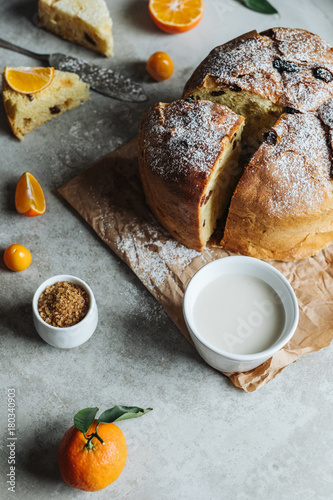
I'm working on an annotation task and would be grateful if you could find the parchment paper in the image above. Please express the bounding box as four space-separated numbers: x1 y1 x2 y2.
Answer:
59 138 333 392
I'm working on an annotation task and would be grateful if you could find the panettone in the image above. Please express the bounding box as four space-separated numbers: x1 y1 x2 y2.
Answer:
138 28 333 261
2 69 89 140
138 99 244 251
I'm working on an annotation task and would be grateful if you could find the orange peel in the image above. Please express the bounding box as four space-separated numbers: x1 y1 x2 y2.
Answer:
15 171 46 217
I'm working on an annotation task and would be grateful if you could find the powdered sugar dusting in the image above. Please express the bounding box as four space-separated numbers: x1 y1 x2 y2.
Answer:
201 36 274 82
186 34 279 101
83 167 210 293
319 98 333 127
258 113 332 215
142 99 240 183
116 217 207 291
273 27 332 63
267 153 324 214
185 28 333 112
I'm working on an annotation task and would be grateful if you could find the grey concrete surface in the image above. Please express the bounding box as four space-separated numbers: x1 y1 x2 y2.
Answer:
1 1 333 499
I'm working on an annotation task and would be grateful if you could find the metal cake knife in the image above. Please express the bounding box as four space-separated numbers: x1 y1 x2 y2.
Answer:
0 37 147 102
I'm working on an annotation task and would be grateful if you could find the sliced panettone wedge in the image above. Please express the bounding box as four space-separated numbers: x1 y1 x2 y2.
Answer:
2 69 90 140
138 99 245 251
38 0 114 57
221 111 333 261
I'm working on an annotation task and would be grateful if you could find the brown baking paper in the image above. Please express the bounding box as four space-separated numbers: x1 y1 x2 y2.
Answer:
59 138 333 392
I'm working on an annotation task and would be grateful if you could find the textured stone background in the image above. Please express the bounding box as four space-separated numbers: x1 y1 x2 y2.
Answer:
0 1 332 498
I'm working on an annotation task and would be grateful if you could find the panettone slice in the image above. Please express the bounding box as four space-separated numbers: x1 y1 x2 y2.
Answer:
2 69 89 140
38 0 114 57
221 110 333 261
138 99 245 251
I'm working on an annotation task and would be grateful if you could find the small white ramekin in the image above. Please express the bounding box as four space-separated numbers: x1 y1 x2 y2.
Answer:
32 274 98 348
183 256 299 373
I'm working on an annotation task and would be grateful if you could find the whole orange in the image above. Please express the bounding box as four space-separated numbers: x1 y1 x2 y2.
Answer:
57 419 127 491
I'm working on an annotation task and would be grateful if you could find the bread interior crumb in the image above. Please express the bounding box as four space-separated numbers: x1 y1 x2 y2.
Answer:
191 88 282 153
200 123 244 245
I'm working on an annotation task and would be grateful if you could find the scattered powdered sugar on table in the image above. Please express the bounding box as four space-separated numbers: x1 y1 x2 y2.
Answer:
116 218 207 291
69 121 83 139
120 281 167 323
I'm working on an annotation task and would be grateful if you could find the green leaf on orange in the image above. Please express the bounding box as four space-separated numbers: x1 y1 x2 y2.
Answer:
98 406 153 423
74 407 99 434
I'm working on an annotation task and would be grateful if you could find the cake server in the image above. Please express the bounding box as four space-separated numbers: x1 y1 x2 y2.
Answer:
0 37 147 102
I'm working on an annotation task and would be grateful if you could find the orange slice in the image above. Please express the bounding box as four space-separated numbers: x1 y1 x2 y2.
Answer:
15 172 46 217
4 66 54 94
149 0 204 34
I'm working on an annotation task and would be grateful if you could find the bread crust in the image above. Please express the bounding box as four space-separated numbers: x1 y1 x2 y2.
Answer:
138 100 244 251
184 28 333 113
221 111 333 260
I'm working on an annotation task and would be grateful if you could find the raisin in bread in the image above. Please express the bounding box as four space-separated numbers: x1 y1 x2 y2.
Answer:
38 0 114 57
2 69 89 140
138 99 244 251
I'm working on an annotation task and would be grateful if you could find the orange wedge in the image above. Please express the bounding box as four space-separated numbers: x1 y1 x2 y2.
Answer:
4 66 54 94
149 0 204 34
15 172 46 217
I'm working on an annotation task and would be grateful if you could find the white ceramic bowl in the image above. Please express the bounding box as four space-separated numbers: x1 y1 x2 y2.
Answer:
183 256 299 373
32 275 98 348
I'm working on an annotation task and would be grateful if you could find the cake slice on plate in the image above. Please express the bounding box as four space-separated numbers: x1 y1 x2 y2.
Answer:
2 67 90 140
38 0 114 57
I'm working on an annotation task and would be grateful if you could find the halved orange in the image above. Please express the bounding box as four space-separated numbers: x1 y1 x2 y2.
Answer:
4 66 54 94
149 0 204 34
15 172 46 217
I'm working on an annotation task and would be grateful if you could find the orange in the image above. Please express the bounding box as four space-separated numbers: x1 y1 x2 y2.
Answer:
4 66 54 94
146 51 174 81
57 420 127 492
4 244 32 272
15 172 46 217
149 0 204 34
